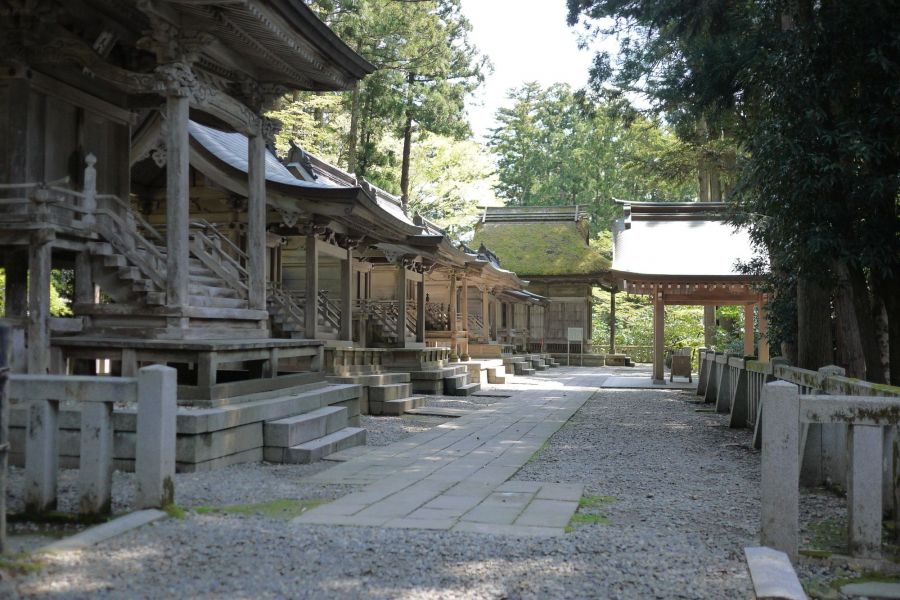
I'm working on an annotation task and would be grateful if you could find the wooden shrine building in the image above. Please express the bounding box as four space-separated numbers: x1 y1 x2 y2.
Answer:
610 201 767 383
471 206 610 353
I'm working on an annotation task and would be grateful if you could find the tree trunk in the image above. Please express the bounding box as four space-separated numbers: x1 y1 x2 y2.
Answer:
709 165 722 201
399 71 415 211
874 271 900 386
703 305 716 348
847 263 884 383
833 265 866 378
873 293 890 383
796 276 833 370
346 81 361 175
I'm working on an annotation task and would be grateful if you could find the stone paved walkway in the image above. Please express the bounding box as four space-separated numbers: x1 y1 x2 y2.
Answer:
294 369 604 535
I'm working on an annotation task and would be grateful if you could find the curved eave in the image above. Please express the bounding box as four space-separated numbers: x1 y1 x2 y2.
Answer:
269 0 376 81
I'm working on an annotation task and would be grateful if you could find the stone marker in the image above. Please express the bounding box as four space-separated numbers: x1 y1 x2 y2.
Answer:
135 365 177 509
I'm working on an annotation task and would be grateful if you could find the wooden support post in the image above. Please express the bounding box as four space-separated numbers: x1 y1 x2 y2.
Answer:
526 305 533 351
416 273 425 343
28 239 51 375
758 301 770 362
25 397 58 513
760 381 800 560
340 247 353 341
0 327 10 552
304 233 318 339
460 276 469 360
744 304 755 357
166 94 190 309
448 271 458 332
481 288 490 342
609 290 617 354
703 305 716 348
491 298 499 340
396 265 407 346
247 132 267 311
848 424 883 557
196 351 217 389
135 365 177 509
78 401 114 515
74 251 94 304
652 289 665 383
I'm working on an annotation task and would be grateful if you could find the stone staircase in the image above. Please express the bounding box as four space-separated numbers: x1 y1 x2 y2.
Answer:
327 369 426 416
407 364 481 396
503 356 535 376
263 404 366 463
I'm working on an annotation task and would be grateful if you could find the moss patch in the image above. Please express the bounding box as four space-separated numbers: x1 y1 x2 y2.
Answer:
567 495 615 532
194 498 328 520
526 440 551 464
0 553 44 577
471 222 611 276
162 504 187 520
579 495 616 509
830 571 900 590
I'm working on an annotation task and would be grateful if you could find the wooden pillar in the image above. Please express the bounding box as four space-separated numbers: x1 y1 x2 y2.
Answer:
481 288 490 342
304 234 318 339
460 276 470 360
609 289 617 354
652 288 665 383
165 94 190 309
448 271 457 332
491 298 499 340
460 276 469 333
744 304 755 357
27 239 51 374
416 272 425 343
396 265 407 346
758 300 770 362
247 132 267 311
340 247 353 341
526 304 532 347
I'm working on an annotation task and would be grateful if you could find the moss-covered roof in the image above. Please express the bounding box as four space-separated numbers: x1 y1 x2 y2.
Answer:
471 222 611 276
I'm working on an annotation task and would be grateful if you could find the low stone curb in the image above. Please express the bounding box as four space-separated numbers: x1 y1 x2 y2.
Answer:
38 509 168 554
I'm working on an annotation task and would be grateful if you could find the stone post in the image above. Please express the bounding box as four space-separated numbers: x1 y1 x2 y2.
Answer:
760 381 800 560
78 401 114 515
135 365 177 509
247 132 267 310
743 304 755 357
304 233 318 339
340 247 353 342
25 397 58 513
652 289 665 383
165 94 190 309
848 424 883 557
416 272 425 343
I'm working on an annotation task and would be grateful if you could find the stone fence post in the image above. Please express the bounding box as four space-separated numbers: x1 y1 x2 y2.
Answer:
760 381 800 560
135 365 177 509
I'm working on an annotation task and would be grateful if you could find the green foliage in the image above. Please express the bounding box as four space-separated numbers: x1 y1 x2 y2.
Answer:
408 134 498 238
194 498 328 520
488 83 696 227
270 92 350 165
0 269 72 317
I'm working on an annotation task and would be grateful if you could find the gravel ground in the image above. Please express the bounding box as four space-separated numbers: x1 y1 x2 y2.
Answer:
3 374 854 599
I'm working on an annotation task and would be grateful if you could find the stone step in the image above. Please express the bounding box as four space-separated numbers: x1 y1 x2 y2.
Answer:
486 367 506 384
263 405 348 448
450 382 481 396
381 396 426 416
533 364 548 371
327 373 410 386
405 406 469 418
266 427 367 464
368 382 412 403
443 373 468 394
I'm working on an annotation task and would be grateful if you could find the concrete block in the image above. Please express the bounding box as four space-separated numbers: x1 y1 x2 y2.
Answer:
760 382 800 560
848 424 883 558
25 399 59 513
78 402 114 515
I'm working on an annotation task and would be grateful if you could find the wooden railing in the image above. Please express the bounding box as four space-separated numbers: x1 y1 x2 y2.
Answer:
8 365 177 515
425 302 449 330
189 220 249 299
356 300 415 341
317 291 342 332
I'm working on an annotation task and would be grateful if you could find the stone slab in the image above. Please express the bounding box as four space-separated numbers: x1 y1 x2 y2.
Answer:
841 582 900 599
40 510 167 554
744 547 808 600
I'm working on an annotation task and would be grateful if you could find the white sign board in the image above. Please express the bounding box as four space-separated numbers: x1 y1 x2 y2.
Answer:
567 327 583 342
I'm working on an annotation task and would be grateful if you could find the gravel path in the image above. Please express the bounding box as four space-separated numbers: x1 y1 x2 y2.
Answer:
3 370 849 599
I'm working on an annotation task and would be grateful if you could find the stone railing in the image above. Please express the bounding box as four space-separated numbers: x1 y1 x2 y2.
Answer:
8 366 177 515
761 381 900 560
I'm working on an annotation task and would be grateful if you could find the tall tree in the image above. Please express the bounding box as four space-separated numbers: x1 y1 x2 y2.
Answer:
568 0 900 382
